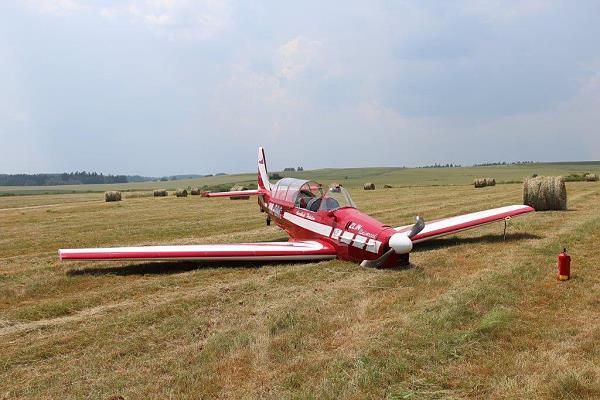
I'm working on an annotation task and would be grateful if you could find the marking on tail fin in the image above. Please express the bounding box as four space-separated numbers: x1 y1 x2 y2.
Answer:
258 146 272 191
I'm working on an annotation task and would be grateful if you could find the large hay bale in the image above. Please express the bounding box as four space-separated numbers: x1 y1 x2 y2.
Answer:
105 191 121 202
364 182 375 190
153 189 168 197
190 188 201 195
474 178 486 188
485 178 496 186
523 176 567 211
585 173 598 182
230 185 249 200
175 189 188 197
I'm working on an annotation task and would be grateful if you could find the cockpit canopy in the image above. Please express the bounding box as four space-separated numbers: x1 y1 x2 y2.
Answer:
271 178 356 212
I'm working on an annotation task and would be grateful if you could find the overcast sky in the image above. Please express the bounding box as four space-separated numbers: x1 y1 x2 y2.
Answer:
1 1 599 175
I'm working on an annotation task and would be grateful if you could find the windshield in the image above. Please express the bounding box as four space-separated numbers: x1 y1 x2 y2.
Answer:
319 184 356 211
294 182 356 212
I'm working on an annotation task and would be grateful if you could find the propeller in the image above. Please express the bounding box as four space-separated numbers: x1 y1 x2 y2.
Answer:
360 216 425 268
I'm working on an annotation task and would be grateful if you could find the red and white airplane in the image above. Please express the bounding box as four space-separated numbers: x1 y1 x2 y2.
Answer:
59 147 534 268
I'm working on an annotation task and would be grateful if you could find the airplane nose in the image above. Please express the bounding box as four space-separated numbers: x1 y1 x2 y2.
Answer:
388 233 413 254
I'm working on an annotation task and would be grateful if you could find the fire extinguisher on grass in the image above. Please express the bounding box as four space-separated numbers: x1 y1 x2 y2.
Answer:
557 248 571 281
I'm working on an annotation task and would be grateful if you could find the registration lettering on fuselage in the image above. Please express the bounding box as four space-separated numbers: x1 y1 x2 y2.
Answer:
268 202 283 218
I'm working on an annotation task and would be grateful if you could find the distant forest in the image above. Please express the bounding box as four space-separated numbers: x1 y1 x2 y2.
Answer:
0 172 218 186
0 172 152 186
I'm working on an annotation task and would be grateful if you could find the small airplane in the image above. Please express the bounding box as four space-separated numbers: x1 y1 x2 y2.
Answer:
59 147 534 268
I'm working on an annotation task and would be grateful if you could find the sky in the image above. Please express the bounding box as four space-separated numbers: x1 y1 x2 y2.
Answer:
1 0 599 175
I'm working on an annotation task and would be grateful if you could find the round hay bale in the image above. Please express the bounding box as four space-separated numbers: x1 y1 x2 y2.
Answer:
104 191 121 202
190 188 201 195
383 184 393 189
153 189 168 197
175 189 188 197
585 173 598 182
474 178 486 188
230 185 249 200
485 178 496 186
523 176 567 211
364 182 375 190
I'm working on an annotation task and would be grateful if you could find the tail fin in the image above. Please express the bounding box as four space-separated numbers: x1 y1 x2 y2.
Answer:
257 147 272 191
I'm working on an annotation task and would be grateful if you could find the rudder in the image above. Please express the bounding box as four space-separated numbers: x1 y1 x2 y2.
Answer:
258 147 272 191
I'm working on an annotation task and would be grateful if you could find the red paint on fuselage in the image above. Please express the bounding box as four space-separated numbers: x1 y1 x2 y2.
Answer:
258 189 396 263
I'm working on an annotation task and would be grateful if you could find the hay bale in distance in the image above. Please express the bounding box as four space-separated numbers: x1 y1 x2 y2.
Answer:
105 191 122 202
523 176 567 211
474 178 486 188
153 189 168 197
190 188 201 195
383 184 393 189
485 178 496 186
175 189 188 197
585 173 598 182
230 185 249 200
364 182 375 190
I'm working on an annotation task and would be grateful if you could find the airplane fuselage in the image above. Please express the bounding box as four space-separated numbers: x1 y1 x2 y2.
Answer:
259 190 401 265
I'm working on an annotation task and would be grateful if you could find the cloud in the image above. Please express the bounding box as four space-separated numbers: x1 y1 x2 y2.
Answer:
100 0 232 40
277 36 322 79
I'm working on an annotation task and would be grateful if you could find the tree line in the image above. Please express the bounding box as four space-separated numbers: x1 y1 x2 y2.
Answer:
0 171 130 186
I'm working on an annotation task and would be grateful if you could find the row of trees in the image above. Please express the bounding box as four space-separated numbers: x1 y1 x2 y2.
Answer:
0 171 129 186
473 161 535 167
419 163 462 168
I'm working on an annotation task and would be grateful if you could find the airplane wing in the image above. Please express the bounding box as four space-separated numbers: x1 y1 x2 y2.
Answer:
59 240 336 262
204 189 262 198
395 205 534 243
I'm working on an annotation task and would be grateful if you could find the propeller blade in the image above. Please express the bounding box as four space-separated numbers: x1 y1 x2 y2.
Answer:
408 216 425 238
360 248 395 268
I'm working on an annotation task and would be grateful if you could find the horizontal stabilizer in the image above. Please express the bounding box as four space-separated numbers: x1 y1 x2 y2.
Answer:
204 189 261 198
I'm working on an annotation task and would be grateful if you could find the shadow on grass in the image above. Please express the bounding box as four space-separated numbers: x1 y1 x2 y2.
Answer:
413 232 542 252
66 259 307 277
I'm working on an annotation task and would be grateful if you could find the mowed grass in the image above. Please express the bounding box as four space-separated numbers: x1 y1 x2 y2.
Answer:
0 175 599 399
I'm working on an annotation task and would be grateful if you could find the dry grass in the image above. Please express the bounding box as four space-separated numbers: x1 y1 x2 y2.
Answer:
0 179 598 399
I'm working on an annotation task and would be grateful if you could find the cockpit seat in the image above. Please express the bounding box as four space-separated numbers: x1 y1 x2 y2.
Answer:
306 197 340 212
307 198 322 212
322 197 340 210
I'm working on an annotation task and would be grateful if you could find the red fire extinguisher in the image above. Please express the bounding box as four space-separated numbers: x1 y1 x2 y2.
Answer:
557 248 571 281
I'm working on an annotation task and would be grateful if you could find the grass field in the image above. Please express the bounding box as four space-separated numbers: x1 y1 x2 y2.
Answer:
0 167 599 399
